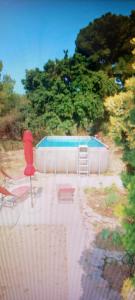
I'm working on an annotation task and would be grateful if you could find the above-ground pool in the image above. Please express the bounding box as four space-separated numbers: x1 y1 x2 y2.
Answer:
36 136 109 174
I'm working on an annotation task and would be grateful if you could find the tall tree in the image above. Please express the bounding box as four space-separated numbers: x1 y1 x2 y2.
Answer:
75 11 135 70
22 54 118 135
0 73 16 116
0 61 28 139
104 40 135 285
104 39 135 173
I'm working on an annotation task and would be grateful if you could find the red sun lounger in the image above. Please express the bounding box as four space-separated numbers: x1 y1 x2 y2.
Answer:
0 185 30 207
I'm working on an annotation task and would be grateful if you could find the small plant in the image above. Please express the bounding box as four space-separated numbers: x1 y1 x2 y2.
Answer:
121 278 133 299
105 191 118 207
101 228 111 240
112 231 122 246
131 276 135 287
104 184 119 207
122 252 135 266
100 228 123 250
104 184 118 194
113 203 125 219
122 176 135 256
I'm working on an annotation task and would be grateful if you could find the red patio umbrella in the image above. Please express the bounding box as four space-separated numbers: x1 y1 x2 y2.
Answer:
23 130 35 207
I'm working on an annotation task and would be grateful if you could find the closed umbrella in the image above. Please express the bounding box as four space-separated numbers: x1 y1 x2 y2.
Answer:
23 130 35 207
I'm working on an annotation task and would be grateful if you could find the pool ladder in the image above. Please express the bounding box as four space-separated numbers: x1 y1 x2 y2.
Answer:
78 145 89 175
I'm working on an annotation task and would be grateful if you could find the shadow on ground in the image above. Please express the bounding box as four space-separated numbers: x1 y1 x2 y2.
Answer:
79 241 128 300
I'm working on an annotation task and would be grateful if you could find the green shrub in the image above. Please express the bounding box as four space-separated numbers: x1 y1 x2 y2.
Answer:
121 172 133 188
0 110 23 139
122 176 135 256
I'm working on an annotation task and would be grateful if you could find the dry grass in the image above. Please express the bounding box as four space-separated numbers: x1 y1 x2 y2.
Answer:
96 133 125 175
0 149 25 186
0 140 23 152
95 228 124 251
85 184 127 218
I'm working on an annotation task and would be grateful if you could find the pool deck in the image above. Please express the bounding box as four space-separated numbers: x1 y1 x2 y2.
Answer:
0 174 123 300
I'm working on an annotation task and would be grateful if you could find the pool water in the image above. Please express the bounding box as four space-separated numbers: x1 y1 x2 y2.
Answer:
37 137 105 148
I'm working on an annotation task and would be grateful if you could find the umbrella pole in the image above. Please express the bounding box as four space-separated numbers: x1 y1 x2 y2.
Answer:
30 176 34 208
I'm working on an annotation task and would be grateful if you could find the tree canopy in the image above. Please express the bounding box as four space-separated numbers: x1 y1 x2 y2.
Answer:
104 37 135 173
0 65 16 116
75 11 135 70
0 62 27 139
22 53 118 136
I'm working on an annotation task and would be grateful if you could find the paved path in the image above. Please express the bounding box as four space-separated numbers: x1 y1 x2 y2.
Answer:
0 174 124 299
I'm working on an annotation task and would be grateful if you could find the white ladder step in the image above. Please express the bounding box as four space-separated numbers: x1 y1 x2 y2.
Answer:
79 154 88 157
79 158 88 160
78 145 89 175
79 165 88 168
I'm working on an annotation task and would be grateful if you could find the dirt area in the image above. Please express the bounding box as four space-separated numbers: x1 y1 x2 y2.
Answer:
0 149 25 173
103 261 131 293
81 171 134 299
85 184 127 218
98 134 125 175
0 140 23 152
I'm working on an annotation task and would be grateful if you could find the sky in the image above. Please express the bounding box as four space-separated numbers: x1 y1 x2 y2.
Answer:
0 0 135 94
